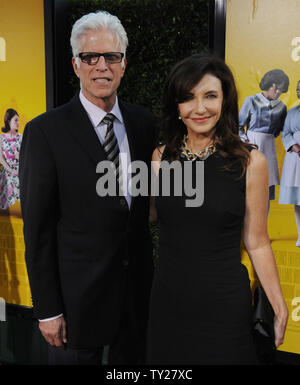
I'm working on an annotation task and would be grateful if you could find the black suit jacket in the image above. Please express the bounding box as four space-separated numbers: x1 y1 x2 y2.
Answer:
19 94 157 349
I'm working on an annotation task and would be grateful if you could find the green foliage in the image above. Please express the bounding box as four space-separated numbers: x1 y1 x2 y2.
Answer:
68 0 209 117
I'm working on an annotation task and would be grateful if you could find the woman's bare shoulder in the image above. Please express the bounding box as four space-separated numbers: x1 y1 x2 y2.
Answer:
247 148 268 173
246 148 269 190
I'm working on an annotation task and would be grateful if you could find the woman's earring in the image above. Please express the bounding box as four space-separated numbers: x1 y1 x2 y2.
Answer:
178 116 182 120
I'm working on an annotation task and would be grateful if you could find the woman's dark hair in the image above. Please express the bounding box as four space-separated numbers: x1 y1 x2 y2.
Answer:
2 108 19 133
259 69 289 92
161 54 251 175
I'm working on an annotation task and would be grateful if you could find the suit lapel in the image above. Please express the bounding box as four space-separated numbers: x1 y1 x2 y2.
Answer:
64 96 141 165
63 94 107 164
119 100 142 211
63 96 142 211
119 100 140 163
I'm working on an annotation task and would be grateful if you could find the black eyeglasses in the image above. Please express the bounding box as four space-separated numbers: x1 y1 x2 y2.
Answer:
77 52 124 65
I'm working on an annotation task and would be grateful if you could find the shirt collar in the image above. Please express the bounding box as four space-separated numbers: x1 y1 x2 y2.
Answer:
79 91 123 127
256 92 281 109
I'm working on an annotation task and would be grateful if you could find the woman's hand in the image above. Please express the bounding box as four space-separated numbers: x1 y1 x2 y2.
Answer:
291 143 300 156
273 306 289 347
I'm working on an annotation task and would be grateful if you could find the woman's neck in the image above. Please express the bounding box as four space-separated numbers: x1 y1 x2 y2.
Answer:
262 91 275 101
7 131 17 137
186 134 214 153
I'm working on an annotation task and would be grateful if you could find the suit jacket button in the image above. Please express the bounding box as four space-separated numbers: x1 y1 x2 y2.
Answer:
122 259 129 267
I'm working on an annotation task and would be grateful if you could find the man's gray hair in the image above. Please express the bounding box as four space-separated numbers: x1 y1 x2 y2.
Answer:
70 10 128 59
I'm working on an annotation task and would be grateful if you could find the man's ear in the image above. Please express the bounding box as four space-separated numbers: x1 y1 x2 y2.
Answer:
72 57 80 78
121 58 127 78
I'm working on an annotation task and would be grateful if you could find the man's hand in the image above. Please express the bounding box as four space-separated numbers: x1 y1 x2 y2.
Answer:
39 316 67 349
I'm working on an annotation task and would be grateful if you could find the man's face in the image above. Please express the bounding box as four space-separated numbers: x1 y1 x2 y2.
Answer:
72 28 126 111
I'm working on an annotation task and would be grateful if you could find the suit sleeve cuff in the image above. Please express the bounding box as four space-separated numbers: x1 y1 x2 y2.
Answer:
39 314 63 322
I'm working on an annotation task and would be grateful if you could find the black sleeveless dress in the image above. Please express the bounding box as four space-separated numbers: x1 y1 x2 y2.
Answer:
147 149 258 365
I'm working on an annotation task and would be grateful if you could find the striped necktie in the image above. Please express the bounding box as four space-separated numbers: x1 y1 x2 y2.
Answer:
102 113 122 189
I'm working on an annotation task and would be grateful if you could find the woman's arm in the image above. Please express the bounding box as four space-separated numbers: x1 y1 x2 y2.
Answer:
243 149 288 347
149 145 165 223
238 96 251 141
281 109 299 152
275 105 287 138
0 136 17 175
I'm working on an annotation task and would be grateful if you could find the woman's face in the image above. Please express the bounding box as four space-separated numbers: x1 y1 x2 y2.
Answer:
296 82 300 99
178 73 223 140
9 114 19 133
264 82 284 100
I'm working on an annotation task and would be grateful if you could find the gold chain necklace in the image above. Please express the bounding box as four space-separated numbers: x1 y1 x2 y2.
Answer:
181 135 216 161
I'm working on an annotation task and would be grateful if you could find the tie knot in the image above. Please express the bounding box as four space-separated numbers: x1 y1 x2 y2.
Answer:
102 113 115 125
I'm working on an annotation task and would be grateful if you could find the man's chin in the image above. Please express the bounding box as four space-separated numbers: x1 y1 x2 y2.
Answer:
84 90 117 110
84 89 115 101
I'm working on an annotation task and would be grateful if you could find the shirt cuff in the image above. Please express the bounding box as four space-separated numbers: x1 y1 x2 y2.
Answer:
240 134 249 142
39 314 63 322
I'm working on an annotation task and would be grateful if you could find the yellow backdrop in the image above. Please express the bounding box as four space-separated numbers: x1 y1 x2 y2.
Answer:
0 0 46 307
226 0 300 355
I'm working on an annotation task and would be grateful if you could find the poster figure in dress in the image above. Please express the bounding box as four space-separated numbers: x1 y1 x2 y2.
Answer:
239 69 289 208
0 108 22 209
279 80 300 246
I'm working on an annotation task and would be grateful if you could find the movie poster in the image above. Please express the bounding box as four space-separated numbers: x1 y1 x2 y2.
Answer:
0 0 46 307
226 0 300 355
